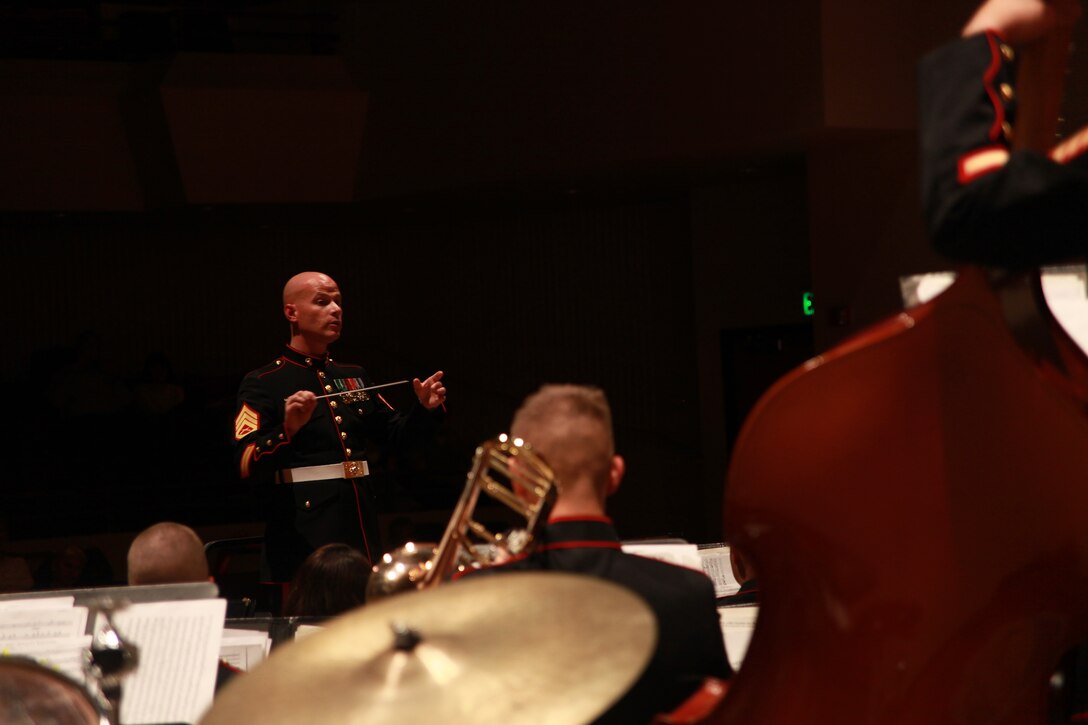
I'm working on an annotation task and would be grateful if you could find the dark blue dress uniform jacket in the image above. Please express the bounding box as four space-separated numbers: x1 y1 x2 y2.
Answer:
919 31 1088 268
461 517 731 724
234 345 440 581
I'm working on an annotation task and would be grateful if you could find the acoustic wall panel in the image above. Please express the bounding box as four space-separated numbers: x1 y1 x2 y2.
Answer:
161 54 366 204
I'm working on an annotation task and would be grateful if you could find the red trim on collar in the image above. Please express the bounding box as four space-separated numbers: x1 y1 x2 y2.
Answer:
286 344 328 360
538 540 623 552
982 31 1008 142
547 515 613 524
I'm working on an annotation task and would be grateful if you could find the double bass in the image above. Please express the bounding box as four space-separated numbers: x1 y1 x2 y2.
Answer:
719 12 1088 725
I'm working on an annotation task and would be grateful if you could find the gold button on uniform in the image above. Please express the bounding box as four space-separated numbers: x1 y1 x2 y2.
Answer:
340 432 347 440
325 385 333 393
1000 43 1014 63
330 401 338 409
345 448 352 456
1001 121 1014 142
335 416 343 424
999 83 1014 102
304 500 311 509
318 372 327 380
305 358 313 366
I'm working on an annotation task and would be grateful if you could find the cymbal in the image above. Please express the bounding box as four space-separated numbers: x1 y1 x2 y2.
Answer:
200 572 656 725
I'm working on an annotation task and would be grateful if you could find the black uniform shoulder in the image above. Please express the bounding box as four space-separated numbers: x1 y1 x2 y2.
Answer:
243 357 288 379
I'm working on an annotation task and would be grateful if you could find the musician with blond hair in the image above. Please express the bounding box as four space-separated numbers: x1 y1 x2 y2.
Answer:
461 384 729 723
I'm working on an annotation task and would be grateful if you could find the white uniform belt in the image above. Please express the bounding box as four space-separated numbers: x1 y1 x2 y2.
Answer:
275 461 369 484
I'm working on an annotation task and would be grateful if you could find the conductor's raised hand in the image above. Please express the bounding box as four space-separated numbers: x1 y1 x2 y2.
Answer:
284 390 318 437
413 371 447 410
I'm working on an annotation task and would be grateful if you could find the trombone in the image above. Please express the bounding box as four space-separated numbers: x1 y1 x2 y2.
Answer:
366 434 558 601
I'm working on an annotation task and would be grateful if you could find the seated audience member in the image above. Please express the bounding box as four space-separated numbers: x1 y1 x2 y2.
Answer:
127 522 209 585
461 384 730 723
282 543 369 618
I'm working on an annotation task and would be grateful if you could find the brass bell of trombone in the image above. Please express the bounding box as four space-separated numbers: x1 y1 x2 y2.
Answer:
366 434 558 601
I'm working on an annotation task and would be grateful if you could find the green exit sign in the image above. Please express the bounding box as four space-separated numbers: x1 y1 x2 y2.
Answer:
802 292 815 317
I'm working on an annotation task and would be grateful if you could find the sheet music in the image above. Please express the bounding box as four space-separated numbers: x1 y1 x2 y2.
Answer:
106 598 226 725
696 544 741 597
718 605 759 671
0 606 88 641
219 627 271 672
621 542 704 572
1 634 92 683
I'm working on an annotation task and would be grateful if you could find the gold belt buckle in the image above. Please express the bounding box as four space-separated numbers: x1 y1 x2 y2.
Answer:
343 461 367 478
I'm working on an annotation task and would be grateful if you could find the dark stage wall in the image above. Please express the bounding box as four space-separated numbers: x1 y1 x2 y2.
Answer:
3 194 717 544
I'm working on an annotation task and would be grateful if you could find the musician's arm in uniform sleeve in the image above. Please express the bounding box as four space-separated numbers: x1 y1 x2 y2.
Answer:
233 374 294 480
919 31 1088 268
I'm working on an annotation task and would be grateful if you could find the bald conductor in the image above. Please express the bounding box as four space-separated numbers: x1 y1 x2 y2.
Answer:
127 522 209 585
233 271 447 585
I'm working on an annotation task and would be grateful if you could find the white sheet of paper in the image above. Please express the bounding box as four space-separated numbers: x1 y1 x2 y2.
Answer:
718 604 759 671
0 606 88 642
621 543 704 572
1 634 92 684
219 628 270 672
105 598 226 725
697 544 741 597
293 624 324 641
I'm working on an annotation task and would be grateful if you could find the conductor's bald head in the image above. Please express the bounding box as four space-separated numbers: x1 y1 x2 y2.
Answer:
127 522 209 586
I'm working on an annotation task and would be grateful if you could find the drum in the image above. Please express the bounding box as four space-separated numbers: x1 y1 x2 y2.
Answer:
0 655 104 725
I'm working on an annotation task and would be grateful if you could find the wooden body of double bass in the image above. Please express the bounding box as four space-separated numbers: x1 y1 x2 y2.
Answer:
721 266 1088 724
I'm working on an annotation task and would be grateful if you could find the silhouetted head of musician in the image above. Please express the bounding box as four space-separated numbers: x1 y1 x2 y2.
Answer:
127 522 209 585
284 543 369 617
510 384 625 518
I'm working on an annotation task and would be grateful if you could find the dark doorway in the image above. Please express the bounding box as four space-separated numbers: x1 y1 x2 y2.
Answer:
720 323 815 466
